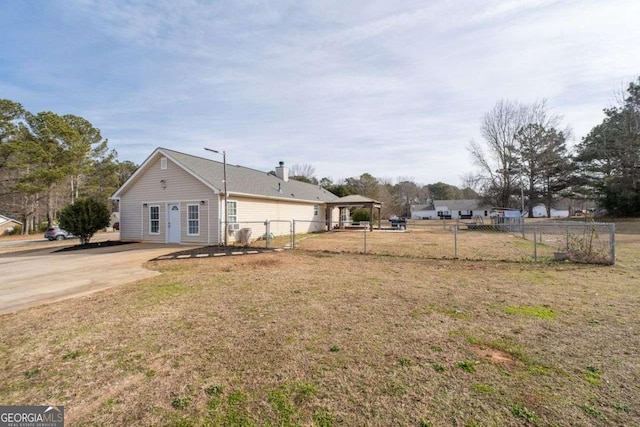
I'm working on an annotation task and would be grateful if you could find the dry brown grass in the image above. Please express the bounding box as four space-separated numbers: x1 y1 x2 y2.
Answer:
295 225 588 264
1 223 639 426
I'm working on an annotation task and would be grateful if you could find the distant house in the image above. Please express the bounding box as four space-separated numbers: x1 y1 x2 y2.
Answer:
0 215 22 235
112 148 340 245
411 199 493 220
531 204 570 218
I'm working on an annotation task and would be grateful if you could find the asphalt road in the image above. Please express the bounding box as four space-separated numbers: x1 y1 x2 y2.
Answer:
0 243 188 315
0 237 48 246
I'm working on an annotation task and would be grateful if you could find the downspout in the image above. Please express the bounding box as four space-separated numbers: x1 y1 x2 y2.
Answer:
217 192 222 245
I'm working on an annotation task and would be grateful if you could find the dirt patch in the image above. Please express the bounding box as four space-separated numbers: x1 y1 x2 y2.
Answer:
471 345 516 368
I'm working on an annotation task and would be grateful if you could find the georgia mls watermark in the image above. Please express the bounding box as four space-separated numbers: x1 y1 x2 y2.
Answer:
0 406 64 427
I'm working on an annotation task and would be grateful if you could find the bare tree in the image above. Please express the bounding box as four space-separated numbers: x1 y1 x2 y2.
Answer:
469 100 527 207
460 171 481 192
395 178 419 217
469 99 571 211
289 163 317 183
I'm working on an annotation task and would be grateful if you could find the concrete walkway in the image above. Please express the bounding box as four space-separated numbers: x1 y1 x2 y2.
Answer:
0 243 187 315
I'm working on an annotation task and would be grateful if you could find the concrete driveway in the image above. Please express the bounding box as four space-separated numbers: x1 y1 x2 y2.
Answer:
0 243 188 315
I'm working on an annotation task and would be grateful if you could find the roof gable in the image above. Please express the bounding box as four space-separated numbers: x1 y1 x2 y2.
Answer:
113 147 338 204
111 148 219 199
0 215 22 225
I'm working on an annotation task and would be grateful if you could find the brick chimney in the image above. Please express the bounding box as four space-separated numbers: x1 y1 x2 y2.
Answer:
275 161 289 182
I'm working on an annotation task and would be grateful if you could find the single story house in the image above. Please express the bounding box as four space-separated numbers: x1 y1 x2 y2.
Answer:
531 204 570 218
411 199 494 220
112 148 341 245
0 214 22 235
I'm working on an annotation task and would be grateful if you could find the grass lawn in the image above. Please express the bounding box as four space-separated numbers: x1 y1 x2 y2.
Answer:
1 221 639 426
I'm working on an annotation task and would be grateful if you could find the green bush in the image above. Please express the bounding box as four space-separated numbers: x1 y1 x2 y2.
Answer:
59 198 110 245
351 208 371 222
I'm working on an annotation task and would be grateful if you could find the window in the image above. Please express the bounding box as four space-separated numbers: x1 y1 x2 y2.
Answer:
187 204 199 235
161 157 167 170
314 205 319 216
227 201 237 224
149 205 160 234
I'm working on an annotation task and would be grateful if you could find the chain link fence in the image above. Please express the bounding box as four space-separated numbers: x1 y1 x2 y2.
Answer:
223 221 293 249
290 219 616 265
454 220 615 264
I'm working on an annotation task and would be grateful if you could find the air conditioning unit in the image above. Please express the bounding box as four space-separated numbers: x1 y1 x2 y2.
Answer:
227 223 240 234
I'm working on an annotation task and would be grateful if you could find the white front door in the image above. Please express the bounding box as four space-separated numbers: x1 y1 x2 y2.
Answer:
167 203 180 243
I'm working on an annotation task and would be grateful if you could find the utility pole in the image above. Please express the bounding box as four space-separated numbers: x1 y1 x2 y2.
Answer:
204 148 228 246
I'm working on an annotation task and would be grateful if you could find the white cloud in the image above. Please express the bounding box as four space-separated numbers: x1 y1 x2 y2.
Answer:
1 0 639 186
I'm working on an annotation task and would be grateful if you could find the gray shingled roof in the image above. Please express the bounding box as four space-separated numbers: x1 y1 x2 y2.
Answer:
433 199 490 210
328 195 382 205
412 200 491 211
161 148 338 203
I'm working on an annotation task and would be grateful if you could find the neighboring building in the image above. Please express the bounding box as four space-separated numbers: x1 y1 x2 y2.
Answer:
0 215 22 235
531 204 570 218
112 148 339 245
411 199 493 220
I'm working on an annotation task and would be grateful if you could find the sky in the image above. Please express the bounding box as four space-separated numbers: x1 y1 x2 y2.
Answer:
1 0 639 187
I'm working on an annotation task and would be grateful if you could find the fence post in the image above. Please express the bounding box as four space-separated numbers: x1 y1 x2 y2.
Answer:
533 228 537 262
565 226 570 252
289 220 293 249
363 228 367 254
454 225 458 259
292 220 296 249
610 223 616 265
265 220 270 248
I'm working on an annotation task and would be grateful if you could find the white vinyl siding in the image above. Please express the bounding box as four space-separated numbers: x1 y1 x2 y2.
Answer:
227 201 237 223
314 205 319 216
187 204 199 235
225 196 325 242
118 155 218 244
149 205 160 234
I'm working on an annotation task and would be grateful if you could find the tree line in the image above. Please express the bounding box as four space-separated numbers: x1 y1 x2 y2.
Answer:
3 76 636 234
288 164 477 219
290 77 640 219
0 99 137 234
468 76 640 217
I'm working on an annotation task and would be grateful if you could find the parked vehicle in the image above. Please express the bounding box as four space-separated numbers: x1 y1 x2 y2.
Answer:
44 226 74 241
389 216 407 230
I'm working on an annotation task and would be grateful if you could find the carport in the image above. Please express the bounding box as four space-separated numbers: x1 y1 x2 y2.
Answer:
326 195 383 231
